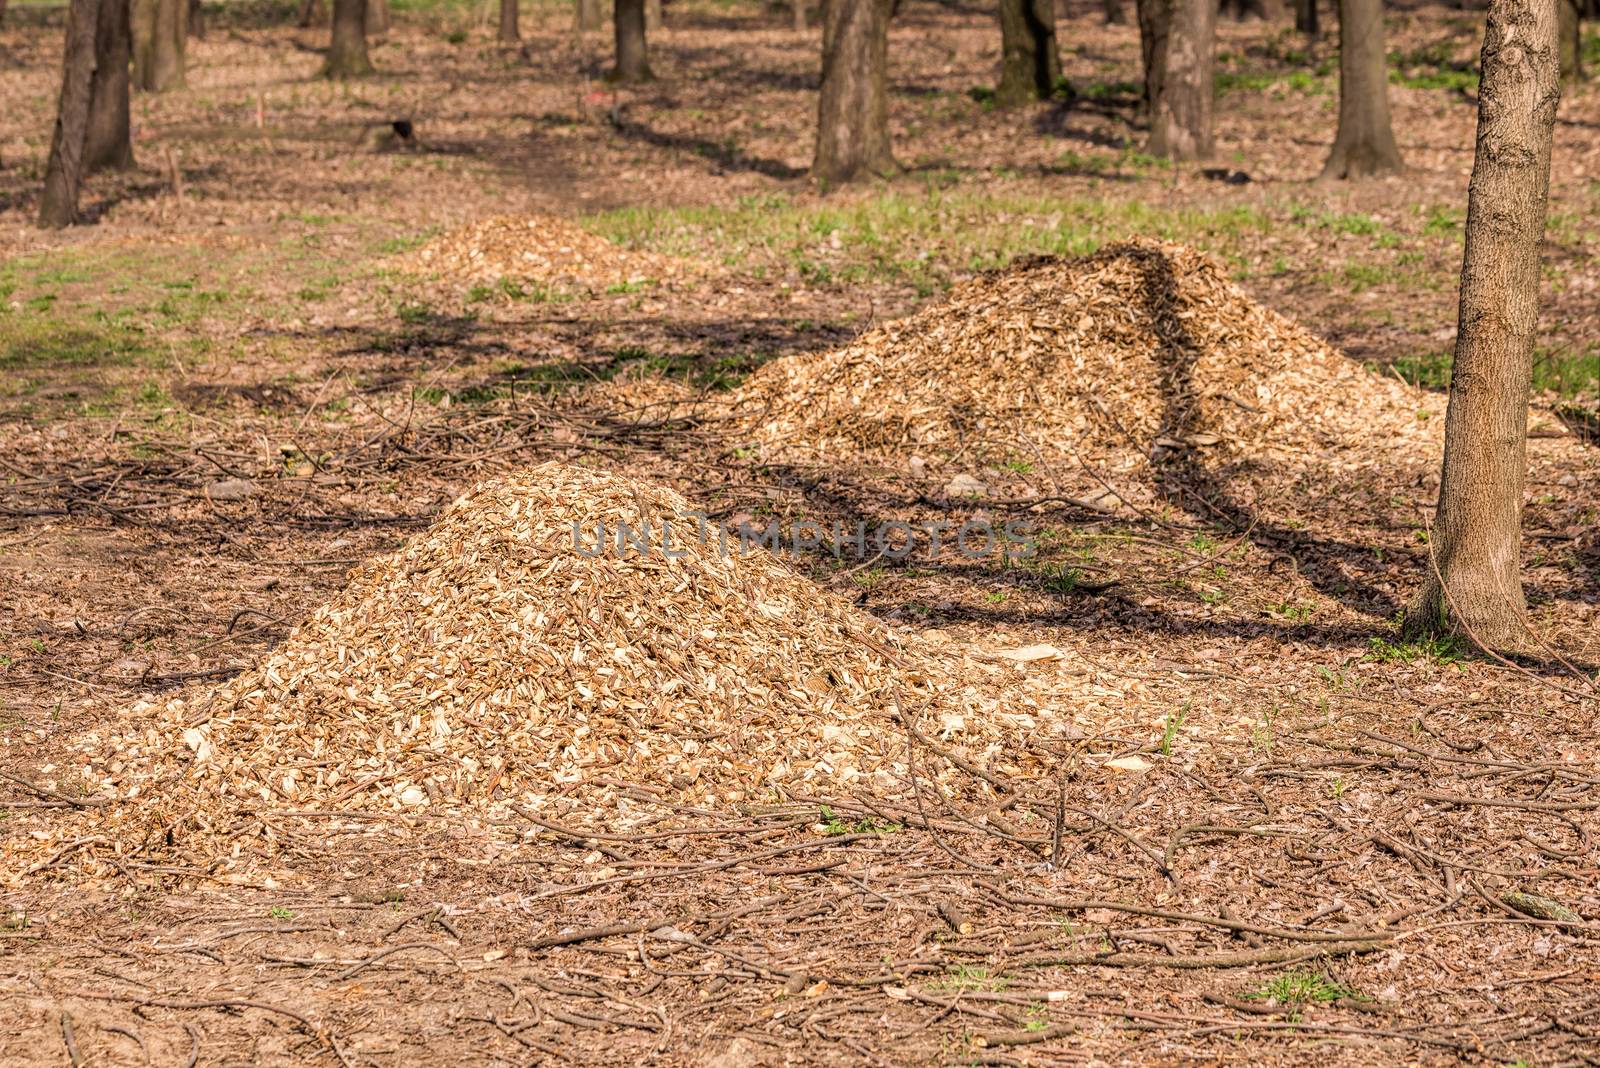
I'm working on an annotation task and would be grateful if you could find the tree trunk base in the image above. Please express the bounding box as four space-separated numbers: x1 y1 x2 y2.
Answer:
1318 139 1404 180
1403 571 1531 655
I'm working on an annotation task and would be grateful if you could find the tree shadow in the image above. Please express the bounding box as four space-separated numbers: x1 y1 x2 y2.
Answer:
609 119 807 180
1129 246 1402 618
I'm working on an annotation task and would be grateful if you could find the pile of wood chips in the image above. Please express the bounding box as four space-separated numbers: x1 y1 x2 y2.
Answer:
25 464 1060 877
731 240 1439 506
405 214 689 292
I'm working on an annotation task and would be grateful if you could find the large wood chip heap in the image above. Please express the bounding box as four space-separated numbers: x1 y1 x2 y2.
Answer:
733 240 1438 504
37 464 1050 873
406 214 688 291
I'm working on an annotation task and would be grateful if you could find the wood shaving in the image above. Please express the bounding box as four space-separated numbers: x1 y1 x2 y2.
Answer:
401 214 693 292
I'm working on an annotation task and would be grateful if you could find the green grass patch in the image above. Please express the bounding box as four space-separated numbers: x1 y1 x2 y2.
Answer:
1365 634 1464 666
818 805 901 836
1381 344 1599 397
585 189 1277 294
1243 970 1367 1021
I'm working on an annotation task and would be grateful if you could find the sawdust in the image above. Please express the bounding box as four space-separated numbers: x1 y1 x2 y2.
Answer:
11 464 1068 880
730 240 1444 509
403 214 691 292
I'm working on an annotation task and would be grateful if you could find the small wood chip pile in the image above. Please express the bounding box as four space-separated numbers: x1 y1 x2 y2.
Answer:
404 214 688 291
732 240 1437 503
34 464 1055 873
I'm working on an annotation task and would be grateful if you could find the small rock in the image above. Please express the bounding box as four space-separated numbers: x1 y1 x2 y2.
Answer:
1105 755 1153 773
204 478 257 502
944 473 988 497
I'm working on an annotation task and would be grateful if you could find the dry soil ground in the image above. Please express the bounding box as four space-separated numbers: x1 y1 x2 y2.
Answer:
1 1 1599 1065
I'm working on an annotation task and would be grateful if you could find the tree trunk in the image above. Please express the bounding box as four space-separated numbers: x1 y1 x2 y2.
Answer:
996 0 1061 106
1222 0 1284 19
298 0 325 28
132 0 185 91
575 0 600 33
1104 0 1129 24
1296 0 1318 34
1137 0 1169 115
794 0 808 31
1558 0 1583 81
1319 0 1402 178
612 0 652 82
366 0 389 36
1145 0 1215 159
40 0 103 229
498 0 518 41
85 0 134 172
646 0 661 32
813 0 895 183
324 0 372 76
187 0 201 37
1404 0 1561 652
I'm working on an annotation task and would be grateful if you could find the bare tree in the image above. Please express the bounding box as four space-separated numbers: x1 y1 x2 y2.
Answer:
575 0 601 33
1319 0 1402 178
367 0 390 36
996 0 1061 106
1221 0 1285 19
85 0 134 172
794 0 809 31
813 0 895 183
499 0 519 41
1139 0 1216 159
40 0 103 228
1296 0 1319 34
1405 0 1561 652
132 0 185 91
298 0 326 28
1105 0 1130 25
324 0 372 76
612 0 652 82
1558 0 1583 81
646 0 661 32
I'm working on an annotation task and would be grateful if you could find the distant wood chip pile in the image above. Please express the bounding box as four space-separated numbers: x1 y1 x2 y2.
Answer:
404 214 689 292
732 239 1441 512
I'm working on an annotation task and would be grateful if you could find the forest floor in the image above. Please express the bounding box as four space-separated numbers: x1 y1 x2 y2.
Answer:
2 0 1599 1064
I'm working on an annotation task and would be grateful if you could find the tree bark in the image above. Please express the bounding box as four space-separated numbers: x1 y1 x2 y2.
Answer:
813 0 895 183
1404 0 1561 652
324 0 372 76
1558 0 1583 81
366 0 389 37
1104 0 1129 24
40 0 103 229
298 0 326 28
1137 0 1169 115
85 0 134 172
794 0 809 31
1319 0 1402 178
1295 0 1319 34
132 0 185 91
1144 0 1215 159
996 0 1061 106
498 0 518 41
575 0 600 33
646 0 661 32
1222 0 1284 19
611 0 652 82
187 0 201 37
